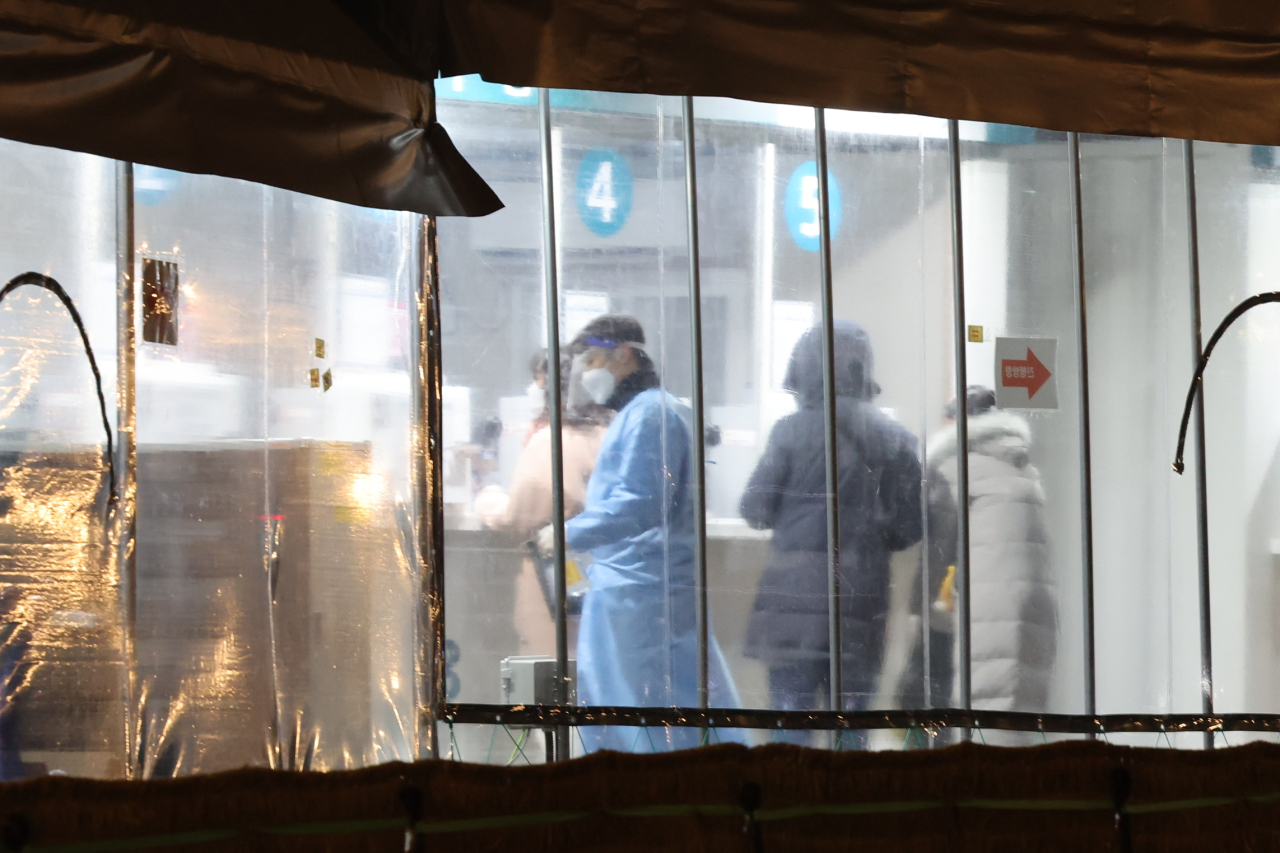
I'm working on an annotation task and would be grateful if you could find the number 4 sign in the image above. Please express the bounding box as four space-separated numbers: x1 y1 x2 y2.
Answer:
576 148 633 237
994 337 1058 409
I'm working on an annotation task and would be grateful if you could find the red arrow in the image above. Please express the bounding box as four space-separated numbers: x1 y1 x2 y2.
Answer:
1001 348 1052 398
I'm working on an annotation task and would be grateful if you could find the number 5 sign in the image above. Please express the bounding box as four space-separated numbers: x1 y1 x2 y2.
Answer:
576 148 633 237
785 161 843 252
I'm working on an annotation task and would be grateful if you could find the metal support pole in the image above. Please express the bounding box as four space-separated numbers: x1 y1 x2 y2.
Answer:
682 96 711 710
538 88 572 760
115 161 137 778
1068 133 1098 729
814 109 843 724
1183 139 1215 750
946 120 973 727
413 214 446 759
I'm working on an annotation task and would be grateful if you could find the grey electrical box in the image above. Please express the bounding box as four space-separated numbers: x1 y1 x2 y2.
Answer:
499 656 576 706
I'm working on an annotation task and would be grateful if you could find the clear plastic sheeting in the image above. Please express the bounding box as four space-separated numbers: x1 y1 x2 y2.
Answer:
10 90 1280 779
0 140 121 780
131 173 419 776
0 136 421 780
0 450 120 779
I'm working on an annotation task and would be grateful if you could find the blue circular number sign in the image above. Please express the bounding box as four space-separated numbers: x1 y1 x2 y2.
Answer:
576 148 633 237
784 161 843 252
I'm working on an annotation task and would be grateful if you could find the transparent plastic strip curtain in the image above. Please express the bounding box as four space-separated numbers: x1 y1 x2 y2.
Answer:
430 112 1235 747
0 114 1249 782
47 109 1239 768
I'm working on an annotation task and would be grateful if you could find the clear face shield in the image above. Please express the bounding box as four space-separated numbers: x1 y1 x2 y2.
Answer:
568 339 645 408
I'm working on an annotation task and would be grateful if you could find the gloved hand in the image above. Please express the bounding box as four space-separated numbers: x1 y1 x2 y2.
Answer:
535 523 557 558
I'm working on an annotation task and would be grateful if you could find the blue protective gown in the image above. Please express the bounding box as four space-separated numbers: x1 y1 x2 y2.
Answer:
565 386 746 752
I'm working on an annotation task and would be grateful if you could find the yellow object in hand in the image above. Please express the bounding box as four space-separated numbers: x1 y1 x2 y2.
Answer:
934 565 956 614
565 558 585 587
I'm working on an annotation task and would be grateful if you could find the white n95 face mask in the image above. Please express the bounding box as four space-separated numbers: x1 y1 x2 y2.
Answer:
526 381 544 409
580 367 616 405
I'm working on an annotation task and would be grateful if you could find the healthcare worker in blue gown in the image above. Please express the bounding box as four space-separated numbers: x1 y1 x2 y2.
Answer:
545 314 746 752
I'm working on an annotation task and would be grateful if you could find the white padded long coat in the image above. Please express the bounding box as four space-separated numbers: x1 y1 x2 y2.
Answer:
927 410 1057 711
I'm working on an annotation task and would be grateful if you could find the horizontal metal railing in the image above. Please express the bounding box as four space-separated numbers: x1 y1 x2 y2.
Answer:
442 704 1279 735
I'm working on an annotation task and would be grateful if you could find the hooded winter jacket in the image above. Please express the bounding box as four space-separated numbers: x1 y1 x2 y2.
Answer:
926 410 1057 711
739 322 923 700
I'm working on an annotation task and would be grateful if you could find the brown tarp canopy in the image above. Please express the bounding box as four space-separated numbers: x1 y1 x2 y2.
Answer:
424 0 1280 147
10 1 1279 217
5 742 1280 851
0 1 501 216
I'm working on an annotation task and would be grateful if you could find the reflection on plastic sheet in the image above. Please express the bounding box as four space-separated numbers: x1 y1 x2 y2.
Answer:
0 451 122 780
0 158 421 779
123 179 420 778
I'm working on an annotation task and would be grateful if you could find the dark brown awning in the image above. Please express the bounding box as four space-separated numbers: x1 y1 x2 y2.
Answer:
427 0 1280 147
0 0 501 216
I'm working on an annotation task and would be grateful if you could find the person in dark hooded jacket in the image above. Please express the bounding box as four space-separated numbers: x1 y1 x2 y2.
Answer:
740 321 923 720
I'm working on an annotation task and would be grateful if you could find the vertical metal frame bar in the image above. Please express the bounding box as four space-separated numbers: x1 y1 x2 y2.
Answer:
814 108 843 716
538 88 572 760
946 120 973 718
916 134 935 718
682 96 711 709
414 214 446 758
1068 133 1098 725
115 161 138 778
1183 139 1215 750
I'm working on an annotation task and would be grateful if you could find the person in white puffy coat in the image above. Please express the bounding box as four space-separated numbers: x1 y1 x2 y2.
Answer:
920 386 1057 723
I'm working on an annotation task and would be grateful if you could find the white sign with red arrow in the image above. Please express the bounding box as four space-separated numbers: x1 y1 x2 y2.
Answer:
994 337 1057 409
